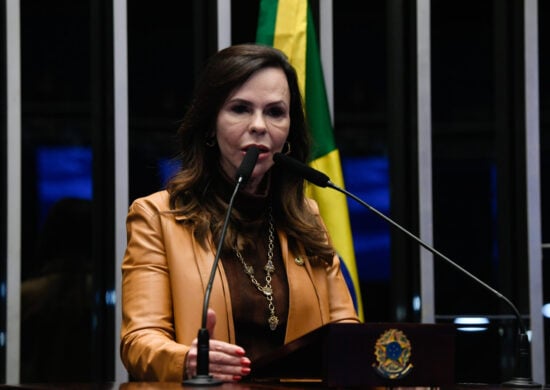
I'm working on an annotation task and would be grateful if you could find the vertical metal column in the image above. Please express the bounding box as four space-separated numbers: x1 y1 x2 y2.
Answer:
217 0 231 50
523 0 544 383
113 0 129 382
5 0 20 384
320 0 334 124
416 0 434 324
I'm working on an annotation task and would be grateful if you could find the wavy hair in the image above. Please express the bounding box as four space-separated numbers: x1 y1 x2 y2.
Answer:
166 44 334 264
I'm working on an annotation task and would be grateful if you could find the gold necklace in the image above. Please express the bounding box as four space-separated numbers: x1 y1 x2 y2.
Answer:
233 210 279 331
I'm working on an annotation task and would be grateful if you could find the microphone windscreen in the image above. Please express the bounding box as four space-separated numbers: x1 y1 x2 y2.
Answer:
235 146 259 184
273 153 330 187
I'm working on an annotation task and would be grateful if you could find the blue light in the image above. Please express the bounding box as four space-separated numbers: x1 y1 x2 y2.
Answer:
36 146 92 226
105 290 117 306
342 156 391 282
412 295 421 312
158 158 181 186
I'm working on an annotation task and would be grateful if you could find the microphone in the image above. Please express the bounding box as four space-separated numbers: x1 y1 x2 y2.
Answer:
273 152 541 388
184 146 259 386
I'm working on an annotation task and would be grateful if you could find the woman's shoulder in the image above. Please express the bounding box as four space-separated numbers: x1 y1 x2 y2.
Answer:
129 190 170 214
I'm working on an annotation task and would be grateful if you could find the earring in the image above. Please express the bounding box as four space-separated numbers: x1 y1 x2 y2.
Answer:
282 141 291 155
205 137 216 147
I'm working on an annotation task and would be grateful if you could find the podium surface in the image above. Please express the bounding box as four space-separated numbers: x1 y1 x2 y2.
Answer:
251 322 455 387
0 384 524 390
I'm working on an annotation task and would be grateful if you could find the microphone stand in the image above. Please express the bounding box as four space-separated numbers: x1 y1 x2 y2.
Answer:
183 177 242 386
184 146 258 386
182 178 242 386
325 180 541 388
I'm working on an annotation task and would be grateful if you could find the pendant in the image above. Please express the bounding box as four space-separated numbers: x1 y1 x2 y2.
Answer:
244 264 254 275
261 286 273 296
264 261 275 273
268 315 279 331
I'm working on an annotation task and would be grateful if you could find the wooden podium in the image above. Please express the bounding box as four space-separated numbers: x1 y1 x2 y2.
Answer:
250 322 456 387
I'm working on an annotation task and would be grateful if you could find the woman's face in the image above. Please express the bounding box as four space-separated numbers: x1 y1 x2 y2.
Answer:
216 66 291 193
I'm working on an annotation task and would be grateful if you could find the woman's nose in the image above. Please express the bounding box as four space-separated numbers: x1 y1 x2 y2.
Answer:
249 112 267 133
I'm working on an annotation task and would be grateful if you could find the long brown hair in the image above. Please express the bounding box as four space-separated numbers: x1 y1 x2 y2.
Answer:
166 44 334 264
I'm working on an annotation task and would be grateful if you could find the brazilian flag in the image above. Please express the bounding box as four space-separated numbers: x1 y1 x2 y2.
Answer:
256 0 364 321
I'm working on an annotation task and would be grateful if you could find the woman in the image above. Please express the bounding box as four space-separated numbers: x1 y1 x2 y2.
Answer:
120 43 360 382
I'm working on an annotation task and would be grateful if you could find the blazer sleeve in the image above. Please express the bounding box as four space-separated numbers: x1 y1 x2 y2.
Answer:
120 197 188 382
325 254 361 323
308 198 361 323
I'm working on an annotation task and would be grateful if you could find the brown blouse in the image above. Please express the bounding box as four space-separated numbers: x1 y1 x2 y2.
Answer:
218 179 289 362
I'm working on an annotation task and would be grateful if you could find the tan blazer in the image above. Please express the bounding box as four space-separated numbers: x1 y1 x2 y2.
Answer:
120 190 360 381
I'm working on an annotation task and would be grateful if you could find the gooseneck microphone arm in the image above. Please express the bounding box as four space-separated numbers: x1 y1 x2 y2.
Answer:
334 182 526 332
273 152 541 388
184 147 259 386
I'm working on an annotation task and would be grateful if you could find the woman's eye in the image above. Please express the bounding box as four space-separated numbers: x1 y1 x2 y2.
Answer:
267 106 286 118
230 104 250 114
